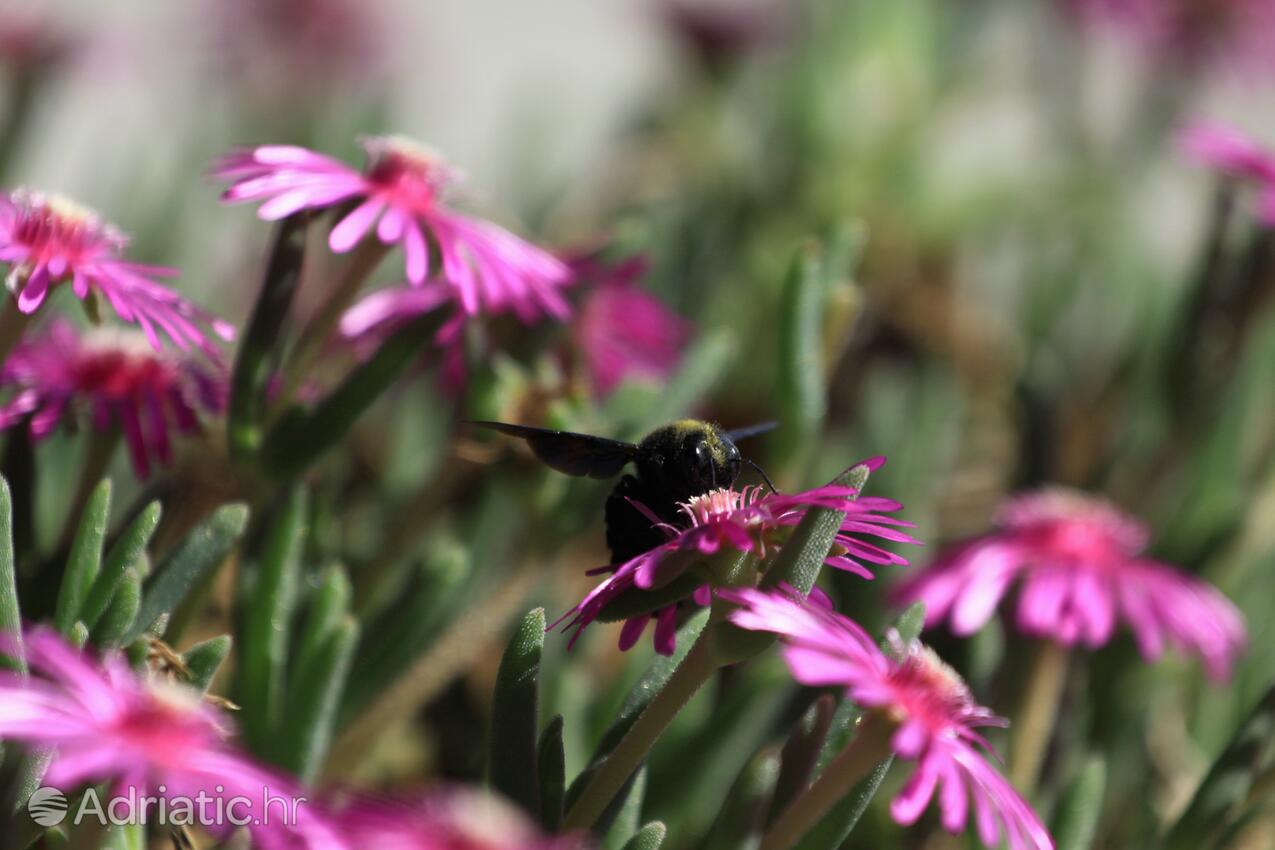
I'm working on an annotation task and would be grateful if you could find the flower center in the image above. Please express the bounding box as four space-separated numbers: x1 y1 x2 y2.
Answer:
682 487 746 525
72 330 177 397
112 684 222 767
887 641 979 732
360 135 455 211
6 189 123 275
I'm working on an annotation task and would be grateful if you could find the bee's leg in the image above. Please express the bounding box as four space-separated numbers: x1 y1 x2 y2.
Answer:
605 475 667 564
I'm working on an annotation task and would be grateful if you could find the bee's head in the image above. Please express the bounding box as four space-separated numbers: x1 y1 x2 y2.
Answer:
638 420 741 497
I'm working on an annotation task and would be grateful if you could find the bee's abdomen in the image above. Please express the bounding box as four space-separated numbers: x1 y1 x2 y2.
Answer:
605 474 679 564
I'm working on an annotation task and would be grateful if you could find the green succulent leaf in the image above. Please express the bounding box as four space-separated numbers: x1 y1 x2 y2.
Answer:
279 617 359 784
489 607 546 817
619 821 666 850
129 504 249 642
55 479 111 635
91 568 141 649
768 696 835 825
183 635 233 695
80 501 160 630
703 748 781 850
1053 756 1106 850
538 715 566 833
238 488 307 755
0 477 22 671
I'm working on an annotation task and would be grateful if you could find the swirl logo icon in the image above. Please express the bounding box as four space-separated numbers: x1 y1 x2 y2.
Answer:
27 787 68 827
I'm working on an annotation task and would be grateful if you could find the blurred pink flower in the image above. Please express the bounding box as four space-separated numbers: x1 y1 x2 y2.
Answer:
722 588 1053 850
1181 122 1275 224
893 488 1246 681
0 189 234 354
330 787 584 850
1068 0 1275 74
338 283 468 393
0 321 226 478
0 629 341 850
571 256 692 399
0 6 75 74
558 465 918 655
213 138 572 321
207 0 390 99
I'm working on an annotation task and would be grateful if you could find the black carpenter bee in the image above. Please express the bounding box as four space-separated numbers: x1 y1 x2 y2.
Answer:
470 419 775 563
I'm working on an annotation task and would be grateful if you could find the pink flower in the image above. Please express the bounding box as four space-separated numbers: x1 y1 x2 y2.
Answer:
0 629 342 850
1067 0 1275 75
338 283 468 393
0 190 235 355
1181 122 1275 224
557 467 918 655
721 588 1053 850
213 137 573 321
571 256 692 399
893 488 1246 681
329 787 584 850
206 0 390 100
0 321 226 478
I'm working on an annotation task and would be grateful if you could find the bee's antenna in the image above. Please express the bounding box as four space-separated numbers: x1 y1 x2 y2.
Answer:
744 458 779 494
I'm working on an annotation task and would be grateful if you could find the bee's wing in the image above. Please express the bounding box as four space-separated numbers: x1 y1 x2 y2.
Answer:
468 421 638 479
726 421 778 442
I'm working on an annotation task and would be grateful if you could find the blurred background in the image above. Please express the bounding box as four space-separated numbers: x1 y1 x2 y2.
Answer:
4 0 1275 847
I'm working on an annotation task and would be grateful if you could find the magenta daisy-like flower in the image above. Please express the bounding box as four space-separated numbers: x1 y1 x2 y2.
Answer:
0 321 226 478
1181 122 1275 225
893 488 1246 681
1067 0 1275 75
557 467 918 655
213 137 573 321
570 256 692 399
722 588 1053 850
0 629 342 850
0 189 234 354
330 787 584 850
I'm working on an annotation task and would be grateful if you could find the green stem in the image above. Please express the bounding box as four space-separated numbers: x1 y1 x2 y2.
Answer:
757 712 895 850
274 238 389 412
562 633 720 832
1009 640 1070 793
0 296 33 368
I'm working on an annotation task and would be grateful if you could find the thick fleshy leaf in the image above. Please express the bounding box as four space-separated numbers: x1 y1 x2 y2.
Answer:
603 767 647 850
768 696 835 825
91 568 141 649
229 213 309 460
278 617 358 784
539 715 566 832
238 488 307 756
129 504 250 642
80 501 160 630
55 479 111 635
703 748 780 850
293 566 351 687
568 609 711 810
489 608 545 817
0 477 22 671
619 821 666 850
776 245 827 462
1053 756 1106 850
183 635 233 695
